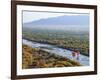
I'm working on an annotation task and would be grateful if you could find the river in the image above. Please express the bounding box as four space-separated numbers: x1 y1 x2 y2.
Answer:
22 39 89 66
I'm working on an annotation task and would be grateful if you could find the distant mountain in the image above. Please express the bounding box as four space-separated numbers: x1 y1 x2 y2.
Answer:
23 15 89 25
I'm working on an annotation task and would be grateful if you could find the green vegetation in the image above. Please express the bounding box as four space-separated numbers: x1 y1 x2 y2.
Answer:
23 27 89 55
22 45 81 69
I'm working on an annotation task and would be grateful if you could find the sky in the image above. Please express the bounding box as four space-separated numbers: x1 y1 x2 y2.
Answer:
22 10 89 23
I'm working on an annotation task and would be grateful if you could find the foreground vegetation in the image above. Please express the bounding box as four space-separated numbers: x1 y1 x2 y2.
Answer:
22 44 81 69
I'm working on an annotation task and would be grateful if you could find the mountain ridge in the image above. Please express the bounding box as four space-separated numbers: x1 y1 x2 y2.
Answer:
23 15 89 25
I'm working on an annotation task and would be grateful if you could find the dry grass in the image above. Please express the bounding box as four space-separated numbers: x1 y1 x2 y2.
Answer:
22 44 81 69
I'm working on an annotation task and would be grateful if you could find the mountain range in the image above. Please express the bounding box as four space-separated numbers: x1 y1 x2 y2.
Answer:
23 15 89 31
24 15 89 25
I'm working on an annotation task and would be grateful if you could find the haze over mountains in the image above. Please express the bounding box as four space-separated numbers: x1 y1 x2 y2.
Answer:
23 15 89 31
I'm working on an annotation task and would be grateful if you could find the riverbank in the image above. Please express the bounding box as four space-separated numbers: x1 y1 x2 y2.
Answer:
23 37 89 56
22 38 89 66
22 44 81 69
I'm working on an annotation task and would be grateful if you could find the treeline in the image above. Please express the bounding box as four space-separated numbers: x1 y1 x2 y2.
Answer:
22 28 89 56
